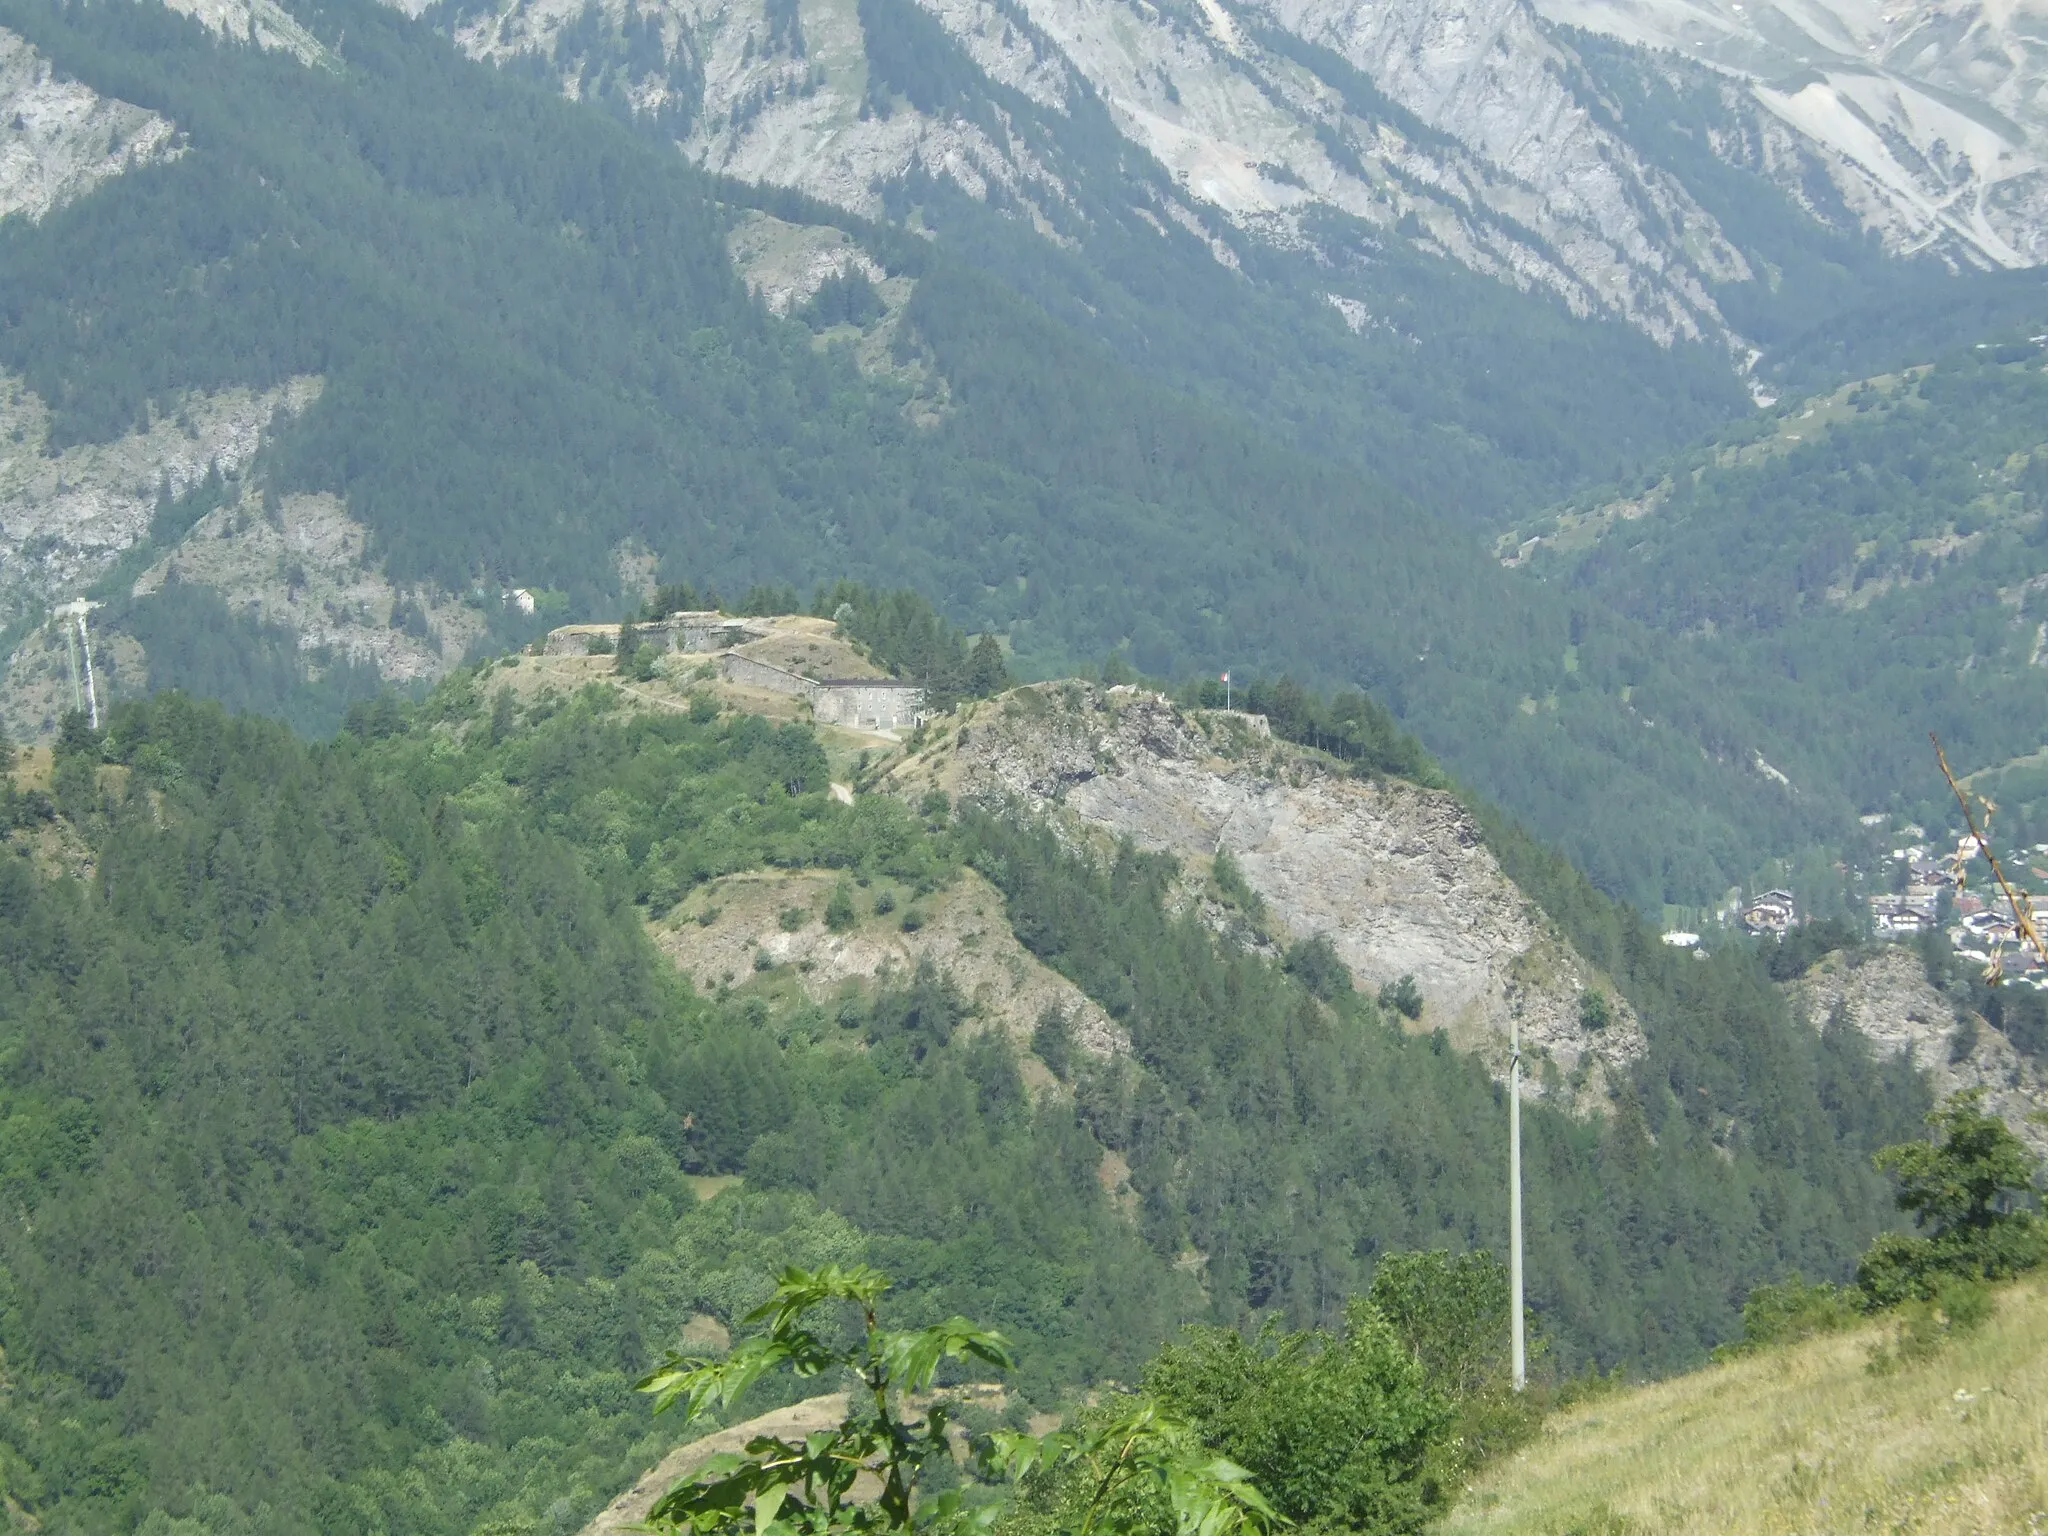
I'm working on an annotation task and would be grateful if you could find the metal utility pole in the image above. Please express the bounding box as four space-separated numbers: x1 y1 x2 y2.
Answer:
78 610 100 730
56 599 100 728
62 618 83 716
1510 1012 1526 1392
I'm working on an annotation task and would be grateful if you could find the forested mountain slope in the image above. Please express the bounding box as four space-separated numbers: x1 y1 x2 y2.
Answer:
399 0 2043 344
1511 344 2048 867
0 0 1826 913
0 663 1941 1532
2 0 2043 917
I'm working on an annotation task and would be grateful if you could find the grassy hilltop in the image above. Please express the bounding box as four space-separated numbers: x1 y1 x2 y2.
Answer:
1447 1277 2048 1535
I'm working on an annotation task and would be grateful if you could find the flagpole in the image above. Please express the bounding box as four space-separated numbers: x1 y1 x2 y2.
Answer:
1510 1012 1526 1392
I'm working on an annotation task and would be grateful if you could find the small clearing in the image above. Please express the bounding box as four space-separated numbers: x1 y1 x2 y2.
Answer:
578 1392 851 1536
651 865 1124 1068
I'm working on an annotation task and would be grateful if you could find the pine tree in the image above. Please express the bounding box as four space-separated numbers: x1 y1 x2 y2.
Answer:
967 634 1011 697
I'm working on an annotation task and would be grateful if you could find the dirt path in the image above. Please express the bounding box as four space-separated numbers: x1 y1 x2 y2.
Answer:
579 1393 850 1535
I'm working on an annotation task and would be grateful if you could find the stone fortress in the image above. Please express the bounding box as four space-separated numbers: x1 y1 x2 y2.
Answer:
542 610 926 732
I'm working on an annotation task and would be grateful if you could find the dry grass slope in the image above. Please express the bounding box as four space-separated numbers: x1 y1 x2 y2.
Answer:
1445 1278 2048 1535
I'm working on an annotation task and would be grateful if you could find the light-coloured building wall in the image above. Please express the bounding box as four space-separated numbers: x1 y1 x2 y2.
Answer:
812 682 923 730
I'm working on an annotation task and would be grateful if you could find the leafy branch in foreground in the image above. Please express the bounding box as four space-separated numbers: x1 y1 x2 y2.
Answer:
636 1263 1012 1535
983 1400 1283 1536
1934 733 2048 979
634 1266 1284 1536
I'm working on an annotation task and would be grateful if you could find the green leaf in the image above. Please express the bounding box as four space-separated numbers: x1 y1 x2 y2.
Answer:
744 1263 892 1335
637 1336 799 1422
877 1320 1015 1393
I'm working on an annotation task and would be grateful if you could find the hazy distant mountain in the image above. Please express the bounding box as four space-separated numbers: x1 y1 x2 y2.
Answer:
392 0 2045 351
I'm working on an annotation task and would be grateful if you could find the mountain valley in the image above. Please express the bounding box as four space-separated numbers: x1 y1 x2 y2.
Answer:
1 2 2048 1524
1 0 2044 916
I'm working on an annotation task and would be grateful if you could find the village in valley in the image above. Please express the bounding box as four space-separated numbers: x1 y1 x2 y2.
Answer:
1660 813 2048 982
1861 821 2047 978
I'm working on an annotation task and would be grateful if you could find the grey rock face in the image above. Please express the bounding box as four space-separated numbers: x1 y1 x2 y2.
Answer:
0 373 322 631
942 684 1644 1109
0 28 179 225
1540 0 2048 268
403 0 2048 349
1788 944 2048 1155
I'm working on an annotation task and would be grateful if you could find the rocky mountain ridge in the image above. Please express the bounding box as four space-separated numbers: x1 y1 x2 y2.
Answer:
0 370 320 632
1541 0 2048 267
405 0 2047 350
892 682 1646 1108
0 27 180 224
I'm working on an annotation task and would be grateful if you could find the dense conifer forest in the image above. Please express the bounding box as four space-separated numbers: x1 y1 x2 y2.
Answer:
3 0 2047 1527
1519 346 2048 855
0 668 1939 1531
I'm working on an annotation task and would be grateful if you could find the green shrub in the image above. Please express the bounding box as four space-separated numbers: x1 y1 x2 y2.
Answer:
873 889 897 916
1284 935 1352 1001
1856 1091 2045 1307
1377 974 1424 1021
824 881 858 932
1031 1006 1075 1080
1579 990 1610 1031
900 907 925 933
1367 1249 1543 1481
1141 1299 1448 1534
1725 1274 1859 1354
780 905 810 932
1211 849 1265 920
1867 1276 1994 1373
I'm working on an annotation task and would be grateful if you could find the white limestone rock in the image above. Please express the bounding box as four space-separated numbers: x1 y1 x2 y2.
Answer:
0 28 180 225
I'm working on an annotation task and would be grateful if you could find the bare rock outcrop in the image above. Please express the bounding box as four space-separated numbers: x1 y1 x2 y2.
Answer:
909 684 1642 1108
0 29 179 225
1790 945 2048 1157
651 866 1126 1067
0 371 322 628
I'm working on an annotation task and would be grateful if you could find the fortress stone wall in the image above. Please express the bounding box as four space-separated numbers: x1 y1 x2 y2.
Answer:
541 615 766 657
812 681 923 730
719 652 813 697
540 614 925 732
719 655 924 728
